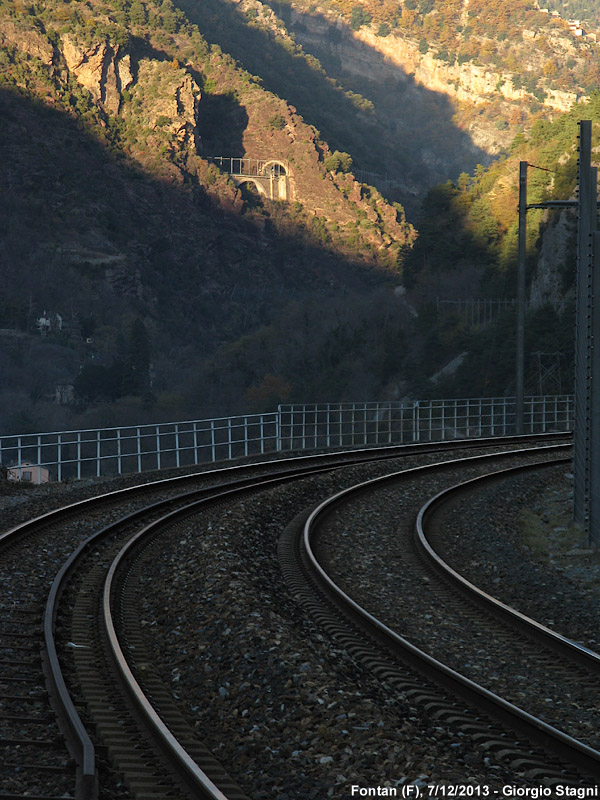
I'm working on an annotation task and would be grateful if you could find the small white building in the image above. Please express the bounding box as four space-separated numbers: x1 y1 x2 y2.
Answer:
568 19 584 36
7 461 50 483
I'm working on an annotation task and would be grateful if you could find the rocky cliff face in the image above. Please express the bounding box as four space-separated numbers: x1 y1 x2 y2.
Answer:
350 27 581 114
128 59 201 146
62 35 133 115
529 210 575 312
59 33 201 141
285 5 585 155
0 19 53 65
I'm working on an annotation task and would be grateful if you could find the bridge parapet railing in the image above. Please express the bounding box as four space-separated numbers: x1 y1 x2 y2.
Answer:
0 395 573 484
276 401 416 451
208 157 287 177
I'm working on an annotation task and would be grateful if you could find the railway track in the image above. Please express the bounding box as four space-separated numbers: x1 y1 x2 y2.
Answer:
0 435 578 797
283 444 600 787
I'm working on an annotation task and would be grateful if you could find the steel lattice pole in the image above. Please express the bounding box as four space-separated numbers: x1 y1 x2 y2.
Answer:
573 120 595 535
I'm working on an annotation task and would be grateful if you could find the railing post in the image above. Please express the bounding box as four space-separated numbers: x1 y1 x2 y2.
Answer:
211 420 216 462
175 423 181 468
117 428 122 475
413 402 420 442
302 405 307 451
137 427 142 473
56 434 62 481
276 406 282 452
155 426 161 471
193 422 199 463
38 435 43 483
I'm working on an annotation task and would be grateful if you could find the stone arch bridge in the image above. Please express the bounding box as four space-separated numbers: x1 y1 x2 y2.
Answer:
208 157 290 201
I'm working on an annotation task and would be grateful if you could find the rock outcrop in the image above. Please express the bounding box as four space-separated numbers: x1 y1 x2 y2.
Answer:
0 19 54 66
287 7 586 154
61 35 133 114
59 35 200 145
130 59 201 147
530 210 575 312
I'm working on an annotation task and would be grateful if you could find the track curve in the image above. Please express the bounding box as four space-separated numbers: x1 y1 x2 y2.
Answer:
0 434 576 797
280 444 600 786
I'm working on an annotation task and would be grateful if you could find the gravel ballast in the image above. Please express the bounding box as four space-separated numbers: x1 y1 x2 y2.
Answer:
1 446 591 797
136 454 586 796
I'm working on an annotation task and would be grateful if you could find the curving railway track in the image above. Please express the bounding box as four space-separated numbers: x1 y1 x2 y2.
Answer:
284 446 600 788
2 433 595 798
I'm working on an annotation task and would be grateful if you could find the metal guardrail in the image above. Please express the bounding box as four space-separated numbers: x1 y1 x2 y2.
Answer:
277 396 574 451
1 414 279 483
0 396 573 483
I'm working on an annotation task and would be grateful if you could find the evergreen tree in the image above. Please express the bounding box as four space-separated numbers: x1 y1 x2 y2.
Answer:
130 0 147 25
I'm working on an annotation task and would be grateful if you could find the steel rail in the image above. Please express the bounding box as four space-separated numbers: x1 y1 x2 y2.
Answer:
2 431 570 549
41 444 449 798
300 444 600 779
415 458 600 670
103 508 235 799
9 433 567 798
43 558 98 798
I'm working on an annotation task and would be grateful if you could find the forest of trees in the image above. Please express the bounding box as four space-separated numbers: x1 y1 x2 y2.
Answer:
398 96 600 398
543 0 600 24
286 0 600 98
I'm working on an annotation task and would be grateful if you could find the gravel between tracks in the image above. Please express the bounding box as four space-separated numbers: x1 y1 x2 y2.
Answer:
136 453 586 798
1 448 587 798
315 462 600 758
436 466 600 646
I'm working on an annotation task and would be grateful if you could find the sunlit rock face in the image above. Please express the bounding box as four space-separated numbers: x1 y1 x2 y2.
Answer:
61 35 134 114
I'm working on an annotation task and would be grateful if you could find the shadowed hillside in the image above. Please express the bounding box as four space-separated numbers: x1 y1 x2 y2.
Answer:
176 0 489 212
0 84 415 433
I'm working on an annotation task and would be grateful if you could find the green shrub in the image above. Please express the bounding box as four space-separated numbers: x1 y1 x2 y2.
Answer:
350 6 371 31
268 113 286 131
324 150 353 173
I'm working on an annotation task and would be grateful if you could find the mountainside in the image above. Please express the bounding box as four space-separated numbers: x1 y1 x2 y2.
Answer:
2 0 599 437
401 97 600 399
172 0 600 212
267 0 600 153
0 0 419 434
